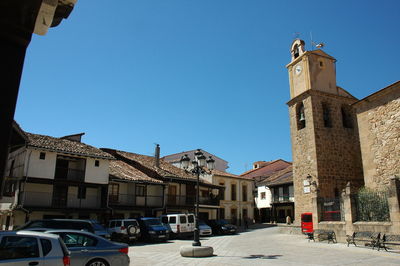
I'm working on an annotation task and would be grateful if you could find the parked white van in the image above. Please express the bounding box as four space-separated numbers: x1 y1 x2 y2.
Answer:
160 213 195 238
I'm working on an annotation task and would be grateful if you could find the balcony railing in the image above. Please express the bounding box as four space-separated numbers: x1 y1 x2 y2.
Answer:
54 167 85 182
108 194 163 207
20 191 102 209
199 196 219 206
272 195 294 203
166 194 220 206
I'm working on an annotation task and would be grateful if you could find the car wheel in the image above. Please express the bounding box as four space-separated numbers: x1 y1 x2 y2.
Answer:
127 225 137 235
86 258 109 266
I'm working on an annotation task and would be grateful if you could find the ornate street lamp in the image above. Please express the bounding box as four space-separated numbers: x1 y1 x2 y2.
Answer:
180 149 215 247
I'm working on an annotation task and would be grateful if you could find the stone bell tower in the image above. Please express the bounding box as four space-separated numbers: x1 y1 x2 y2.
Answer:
286 39 364 224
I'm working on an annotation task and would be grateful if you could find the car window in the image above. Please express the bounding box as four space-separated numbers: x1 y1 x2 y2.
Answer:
71 222 93 232
92 223 106 231
116 221 122 227
180 216 186 223
0 236 39 260
21 220 44 229
188 215 194 223
169 217 176 224
110 221 115 228
124 221 138 227
61 233 97 248
144 219 162 226
40 239 52 256
161 217 168 223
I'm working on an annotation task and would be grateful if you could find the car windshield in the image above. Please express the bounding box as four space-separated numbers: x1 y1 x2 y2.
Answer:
217 220 228 225
199 221 207 225
144 219 162 226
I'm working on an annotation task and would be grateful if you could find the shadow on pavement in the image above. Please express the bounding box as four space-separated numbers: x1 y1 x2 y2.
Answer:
243 254 283 260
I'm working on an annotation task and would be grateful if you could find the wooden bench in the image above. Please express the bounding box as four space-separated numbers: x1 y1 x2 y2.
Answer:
346 232 380 248
307 230 336 243
377 234 400 251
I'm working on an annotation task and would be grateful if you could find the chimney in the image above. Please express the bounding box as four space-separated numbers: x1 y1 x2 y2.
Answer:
154 144 160 168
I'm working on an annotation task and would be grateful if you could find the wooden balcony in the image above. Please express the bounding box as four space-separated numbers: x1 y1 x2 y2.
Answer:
108 193 163 208
20 191 102 209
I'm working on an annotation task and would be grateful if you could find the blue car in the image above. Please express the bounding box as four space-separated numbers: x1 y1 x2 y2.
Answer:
137 217 169 242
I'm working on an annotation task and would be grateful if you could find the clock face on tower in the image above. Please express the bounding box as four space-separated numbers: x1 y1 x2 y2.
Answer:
295 64 302 75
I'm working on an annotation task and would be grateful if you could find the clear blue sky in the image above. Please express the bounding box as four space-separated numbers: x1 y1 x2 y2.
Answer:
15 0 400 174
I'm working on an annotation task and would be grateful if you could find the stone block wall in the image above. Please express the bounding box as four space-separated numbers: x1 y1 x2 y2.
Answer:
288 94 318 224
288 90 364 224
310 92 364 197
355 83 400 190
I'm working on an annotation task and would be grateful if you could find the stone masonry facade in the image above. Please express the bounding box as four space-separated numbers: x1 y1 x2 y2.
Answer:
355 82 400 190
288 90 364 224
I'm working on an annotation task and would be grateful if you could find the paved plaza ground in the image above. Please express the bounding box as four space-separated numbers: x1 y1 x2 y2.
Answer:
128 225 400 265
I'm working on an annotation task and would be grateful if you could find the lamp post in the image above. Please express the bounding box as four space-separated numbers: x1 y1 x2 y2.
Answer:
180 150 215 247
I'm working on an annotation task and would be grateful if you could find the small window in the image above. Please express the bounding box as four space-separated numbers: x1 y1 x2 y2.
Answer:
341 106 353 128
40 239 52 256
169 216 176 224
78 187 86 199
0 236 39 259
219 182 225 200
136 185 145 196
94 160 100 167
322 103 332 128
242 185 248 201
115 221 122 227
261 192 266 200
179 216 187 223
39 152 46 160
319 60 325 68
231 184 237 201
188 215 194 223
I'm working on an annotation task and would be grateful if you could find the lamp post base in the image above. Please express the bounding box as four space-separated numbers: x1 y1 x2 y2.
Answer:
192 241 201 247
180 245 214 257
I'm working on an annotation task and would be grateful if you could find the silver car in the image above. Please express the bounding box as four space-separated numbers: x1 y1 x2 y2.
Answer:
199 220 212 236
0 230 70 266
45 230 130 266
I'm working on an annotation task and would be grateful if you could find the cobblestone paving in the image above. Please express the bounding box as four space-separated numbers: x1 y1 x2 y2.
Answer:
128 226 400 265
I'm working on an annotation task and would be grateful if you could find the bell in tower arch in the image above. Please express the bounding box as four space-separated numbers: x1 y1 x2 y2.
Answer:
291 39 306 61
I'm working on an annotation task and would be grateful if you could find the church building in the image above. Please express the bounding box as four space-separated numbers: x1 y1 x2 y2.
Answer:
286 39 399 237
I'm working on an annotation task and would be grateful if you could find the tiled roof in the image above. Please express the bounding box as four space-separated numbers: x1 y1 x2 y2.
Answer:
107 149 214 186
212 169 248 180
240 159 292 180
26 133 114 160
109 160 163 184
115 150 196 179
162 149 228 164
259 166 293 187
